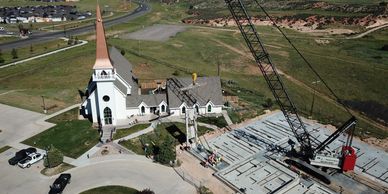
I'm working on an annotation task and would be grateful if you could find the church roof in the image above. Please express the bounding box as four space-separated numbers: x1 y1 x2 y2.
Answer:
110 47 138 95
167 77 223 108
126 94 166 108
93 4 113 69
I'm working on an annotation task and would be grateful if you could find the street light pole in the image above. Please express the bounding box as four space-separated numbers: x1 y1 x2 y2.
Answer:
310 80 320 118
41 95 47 114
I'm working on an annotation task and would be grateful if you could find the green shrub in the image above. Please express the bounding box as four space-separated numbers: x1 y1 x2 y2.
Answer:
199 186 213 194
44 145 64 168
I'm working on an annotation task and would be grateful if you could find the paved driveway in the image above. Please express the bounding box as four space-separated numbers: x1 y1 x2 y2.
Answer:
0 153 196 194
0 103 54 147
67 156 196 194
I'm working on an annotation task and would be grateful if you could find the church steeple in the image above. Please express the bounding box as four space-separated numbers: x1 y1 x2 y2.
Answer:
93 4 113 69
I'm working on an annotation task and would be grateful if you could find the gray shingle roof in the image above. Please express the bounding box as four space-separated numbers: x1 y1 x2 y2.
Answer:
167 77 223 108
126 94 166 108
109 47 138 95
114 79 127 95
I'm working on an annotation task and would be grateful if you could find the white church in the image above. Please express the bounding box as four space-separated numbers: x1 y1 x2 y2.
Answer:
81 5 223 127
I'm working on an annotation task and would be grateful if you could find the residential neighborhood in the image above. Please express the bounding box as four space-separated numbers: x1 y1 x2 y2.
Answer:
0 5 91 23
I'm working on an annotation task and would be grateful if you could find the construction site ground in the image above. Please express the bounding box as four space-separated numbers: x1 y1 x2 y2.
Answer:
178 110 388 194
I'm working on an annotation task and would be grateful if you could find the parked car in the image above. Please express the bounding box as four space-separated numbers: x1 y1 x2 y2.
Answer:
49 173 71 194
8 147 37 165
17 152 44 168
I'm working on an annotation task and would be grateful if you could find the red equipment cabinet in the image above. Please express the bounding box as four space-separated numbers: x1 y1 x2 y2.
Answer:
342 146 357 171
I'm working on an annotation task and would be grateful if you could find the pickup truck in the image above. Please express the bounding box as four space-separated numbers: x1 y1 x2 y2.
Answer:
8 147 37 165
49 173 71 194
18 152 44 168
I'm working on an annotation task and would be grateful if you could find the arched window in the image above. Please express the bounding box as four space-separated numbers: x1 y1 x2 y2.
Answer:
195 105 199 113
104 107 112 124
182 106 186 114
161 105 165 112
207 105 212 113
101 70 107 76
141 106 145 114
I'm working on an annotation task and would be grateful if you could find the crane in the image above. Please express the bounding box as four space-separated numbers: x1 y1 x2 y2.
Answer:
224 0 358 172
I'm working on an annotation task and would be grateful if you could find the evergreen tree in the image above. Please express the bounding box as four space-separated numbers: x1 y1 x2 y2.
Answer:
155 136 176 164
11 48 18 59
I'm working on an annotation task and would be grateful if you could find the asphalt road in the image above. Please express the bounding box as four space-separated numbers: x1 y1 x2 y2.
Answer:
0 2 151 50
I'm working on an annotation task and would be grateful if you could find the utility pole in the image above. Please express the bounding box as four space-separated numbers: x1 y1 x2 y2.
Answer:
310 80 320 118
41 95 47 114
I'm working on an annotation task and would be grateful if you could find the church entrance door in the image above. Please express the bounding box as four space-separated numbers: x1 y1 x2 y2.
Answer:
104 107 112 125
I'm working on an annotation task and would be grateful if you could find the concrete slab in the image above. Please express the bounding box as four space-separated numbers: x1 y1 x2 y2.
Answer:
205 112 386 193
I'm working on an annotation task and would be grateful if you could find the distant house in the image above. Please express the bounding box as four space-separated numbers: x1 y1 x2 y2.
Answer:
0 5 88 23
81 5 223 127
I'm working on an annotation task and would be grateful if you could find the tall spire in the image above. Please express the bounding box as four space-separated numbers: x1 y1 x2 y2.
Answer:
93 4 113 69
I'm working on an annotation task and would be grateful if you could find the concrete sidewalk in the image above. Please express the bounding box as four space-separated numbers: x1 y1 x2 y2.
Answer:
222 110 233 126
113 121 157 143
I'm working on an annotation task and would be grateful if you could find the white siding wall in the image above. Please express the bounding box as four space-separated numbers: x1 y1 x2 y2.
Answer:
126 108 140 117
90 92 98 123
114 88 127 120
97 81 117 126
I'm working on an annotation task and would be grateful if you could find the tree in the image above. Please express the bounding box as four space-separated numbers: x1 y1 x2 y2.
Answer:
199 186 213 194
155 136 176 165
262 98 273 109
44 145 64 168
11 48 18 59
381 44 388 51
172 70 180 76
74 36 79 44
30 45 34 54
120 49 126 56
0 56 4 64
67 36 74 45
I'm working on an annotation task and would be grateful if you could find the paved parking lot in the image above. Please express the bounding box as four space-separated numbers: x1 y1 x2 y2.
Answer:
0 103 54 147
121 24 187 42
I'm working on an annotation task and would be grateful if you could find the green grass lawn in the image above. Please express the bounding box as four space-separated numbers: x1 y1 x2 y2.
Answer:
40 162 75 176
0 146 11 153
47 108 80 123
120 122 213 155
197 116 228 128
0 39 69 64
80 185 138 194
22 120 99 158
0 36 18 44
113 124 150 140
